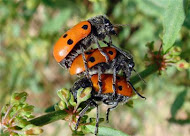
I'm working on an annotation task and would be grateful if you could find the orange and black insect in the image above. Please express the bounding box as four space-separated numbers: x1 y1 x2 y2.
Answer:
53 15 116 78
69 46 135 96
71 74 146 135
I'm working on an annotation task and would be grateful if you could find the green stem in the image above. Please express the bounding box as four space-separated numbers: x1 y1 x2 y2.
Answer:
130 64 159 84
29 110 68 126
29 64 159 127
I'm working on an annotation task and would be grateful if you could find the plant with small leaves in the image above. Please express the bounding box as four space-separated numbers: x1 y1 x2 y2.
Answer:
54 87 106 135
0 92 43 136
145 42 189 75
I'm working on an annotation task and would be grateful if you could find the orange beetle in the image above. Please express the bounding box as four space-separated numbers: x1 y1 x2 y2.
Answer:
69 47 117 75
53 15 116 71
91 74 133 97
71 74 146 135
53 21 91 63
69 46 135 96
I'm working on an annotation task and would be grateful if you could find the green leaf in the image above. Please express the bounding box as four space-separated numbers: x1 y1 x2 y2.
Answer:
162 0 186 53
57 88 71 102
23 124 43 135
11 92 27 104
76 87 92 105
168 118 190 125
86 125 129 136
135 0 168 17
74 87 92 112
170 89 187 117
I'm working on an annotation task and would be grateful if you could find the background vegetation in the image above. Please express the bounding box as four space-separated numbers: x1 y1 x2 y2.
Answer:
0 0 189 136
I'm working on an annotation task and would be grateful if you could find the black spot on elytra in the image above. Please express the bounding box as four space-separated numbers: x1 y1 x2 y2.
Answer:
89 57 95 62
116 76 120 80
118 86 122 91
63 34 67 38
108 51 113 55
85 51 92 55
67 39 73 45
82 25 88 30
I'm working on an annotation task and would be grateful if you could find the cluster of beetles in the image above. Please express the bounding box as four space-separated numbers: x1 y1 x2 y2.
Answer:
53 15 146 135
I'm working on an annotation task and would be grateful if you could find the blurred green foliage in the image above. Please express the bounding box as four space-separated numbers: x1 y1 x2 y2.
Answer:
0 0 190 135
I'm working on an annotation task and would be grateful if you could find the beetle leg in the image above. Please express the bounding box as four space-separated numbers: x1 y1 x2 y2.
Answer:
94 37 109 62
112 61 117 98
91 101 99 135
98 67 103 95
123 67 130 81
80 45 91 79
75 102 90 131
106 102 118 123
75 100 99 135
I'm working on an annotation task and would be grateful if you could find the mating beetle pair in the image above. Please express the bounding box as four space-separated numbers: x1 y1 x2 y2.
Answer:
53 15 145 135
71 74 145 134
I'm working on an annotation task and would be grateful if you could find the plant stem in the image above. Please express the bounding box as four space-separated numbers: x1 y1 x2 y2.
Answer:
29 64 159 127
130 64 159 85
29 110 68 126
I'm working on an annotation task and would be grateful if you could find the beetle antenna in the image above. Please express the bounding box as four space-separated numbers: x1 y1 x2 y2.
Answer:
113 24 130 28
103 40 132 59
128 81 146 99
133 69 146 84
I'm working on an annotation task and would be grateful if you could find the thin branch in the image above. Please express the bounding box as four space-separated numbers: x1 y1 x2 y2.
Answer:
29 110 68 126
130 64 159 85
